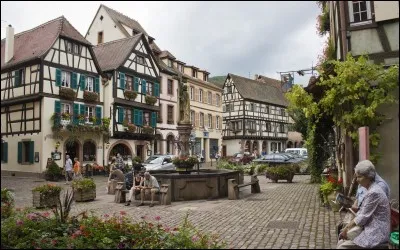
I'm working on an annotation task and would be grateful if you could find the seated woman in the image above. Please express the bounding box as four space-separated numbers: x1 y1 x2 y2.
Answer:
125 171 144 206
337 160 390 249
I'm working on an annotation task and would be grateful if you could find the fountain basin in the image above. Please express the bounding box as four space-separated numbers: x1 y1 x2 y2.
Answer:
150 169 240 201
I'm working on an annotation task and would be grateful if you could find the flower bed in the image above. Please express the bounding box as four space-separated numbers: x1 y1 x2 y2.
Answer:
1 209 226 249
72 178 96 202
32 184 62 208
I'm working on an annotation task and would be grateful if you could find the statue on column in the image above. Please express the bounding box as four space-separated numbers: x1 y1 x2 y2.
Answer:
179 84 191 124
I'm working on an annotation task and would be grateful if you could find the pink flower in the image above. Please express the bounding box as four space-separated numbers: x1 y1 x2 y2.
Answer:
104 214 110 218
27 213 38 220
192 235 199 242
16 220 24 226
75 230 82 235
164 226 171 232
51 240 57 245
120 211 126 216
42 212 50 217
155 216 161 221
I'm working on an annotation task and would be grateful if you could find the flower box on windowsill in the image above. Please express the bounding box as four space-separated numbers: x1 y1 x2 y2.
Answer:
124 123 136 133
59 87 76 101
83 91 98 103
145 95 157 105
60 119 71 127
124 90 138 100
142 126 154 135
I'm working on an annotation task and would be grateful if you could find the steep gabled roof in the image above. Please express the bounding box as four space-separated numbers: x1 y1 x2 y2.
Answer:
101 4 149 37
228 74 288 107
255 74 282 89
159 50 176 60
157 58 179 75
1 16 91 70
93 34 142 72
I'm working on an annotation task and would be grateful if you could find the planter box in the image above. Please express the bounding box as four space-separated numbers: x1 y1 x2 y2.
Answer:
73 188 96 202
265 173 294 183
32 191 59 208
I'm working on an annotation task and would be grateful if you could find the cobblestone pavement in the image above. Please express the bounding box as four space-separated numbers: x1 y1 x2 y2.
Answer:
1 174 341 249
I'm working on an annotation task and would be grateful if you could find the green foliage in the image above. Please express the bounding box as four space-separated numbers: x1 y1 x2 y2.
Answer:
243 164 256 175
133 156 142 164
1 188 15 219
44 161 63 181
265 165 295 181
316 5 330 36
1 210 226 249
32 184 62 197
53 189 74 224
173 156 199 168
255 164 269 174
287 108 309 138
71 178 96 191
102 117 110 129
216 160 236 170
145 95 157 105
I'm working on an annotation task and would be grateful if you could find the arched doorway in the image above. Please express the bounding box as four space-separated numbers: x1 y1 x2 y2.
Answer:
299 141 304 147
154 134 163 155
252 140 258 154
83 140 96 162
166 135 175 155
262 141 268 155
294 141 298 148
109 143 132 161
65 139 80 161
287 141 293 148
244 140 251 153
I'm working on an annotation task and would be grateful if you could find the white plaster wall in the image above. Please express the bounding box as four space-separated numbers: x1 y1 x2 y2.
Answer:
384 22 399 51
224 139 241 156
85 6 126 45
374 1 399 22
350 29 384 55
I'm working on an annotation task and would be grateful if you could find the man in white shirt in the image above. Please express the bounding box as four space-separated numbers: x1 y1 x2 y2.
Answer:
137 172 160 207
65 154 73 184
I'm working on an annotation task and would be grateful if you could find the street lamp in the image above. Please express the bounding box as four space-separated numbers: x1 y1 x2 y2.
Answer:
55 141 60 152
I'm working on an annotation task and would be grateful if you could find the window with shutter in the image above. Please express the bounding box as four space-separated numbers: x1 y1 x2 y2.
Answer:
1 142 8 163
94 77 100 93
134 77 139 91
79 74 86 90
118 107 124 123
119 73 125 89
141 79 147 94
96 106 102 125
71 72 78 89
56 68 62 86
138 110 143 126
86 77 95 92
154 82 160 97
18 141 33 164
151 112 157 128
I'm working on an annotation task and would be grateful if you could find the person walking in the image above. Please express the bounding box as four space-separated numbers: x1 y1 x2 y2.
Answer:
73 157 82 180
64 154 73 184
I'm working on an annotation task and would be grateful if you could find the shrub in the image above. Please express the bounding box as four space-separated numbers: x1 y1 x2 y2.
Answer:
142 125 154 134
1 188 15 219
216 160 236 170
265 165 295 181
71 178 96 191
0 210 226 249
32 184 62 196
255 164 269 174
44 162 63 181
173 156 199 168
133 156 142 164
243 164 256 175
145 95 157 105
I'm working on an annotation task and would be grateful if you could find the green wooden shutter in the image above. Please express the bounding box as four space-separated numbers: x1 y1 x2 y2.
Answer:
15 70 20 87
119 73 125 89
54 100 61 125
73 103 79 124
2 142 8 163
71 72 78 89
133 109 138 125
131 108 135 124
139 110 143 126
17 142 22 163
151 112 157 128
134 77 139 91
96 106 102 125
95 77 100 93
79 74 86 90
118 107 124 123
154 82 160 97
29 141 34 164
55 69 62 86
141 79 147 94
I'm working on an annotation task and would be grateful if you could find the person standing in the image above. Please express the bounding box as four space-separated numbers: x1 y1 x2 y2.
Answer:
137 172 160 207
116 153 125 172
73 157 82 180
64 154 73 184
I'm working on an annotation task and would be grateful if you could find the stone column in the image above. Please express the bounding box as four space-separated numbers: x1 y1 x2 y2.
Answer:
358 127 369 161
177 123 192 158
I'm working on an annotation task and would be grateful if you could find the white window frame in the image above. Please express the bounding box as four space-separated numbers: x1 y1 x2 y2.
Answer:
348 1 372 26
216 94 220 106
167 59 173 67
86 76 94 92
61 71 71 87
208 92 212 104
216 116 220 129
190 110 195 125
190 87 194 100
208 114 212 128
66 42 72 53
61 103 71 114
200 113 204 128
136 56 145 65
144 112 150 126
73 44 79 55
85 106 95 123
199 89 203 102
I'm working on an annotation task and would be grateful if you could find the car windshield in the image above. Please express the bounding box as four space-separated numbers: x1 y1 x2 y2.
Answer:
287 150 300 155
144 156 163 164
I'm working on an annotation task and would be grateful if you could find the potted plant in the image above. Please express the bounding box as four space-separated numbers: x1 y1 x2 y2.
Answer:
142 125 154 134
32 184 62 208
71 178 96 202
145 95 157 105
83 90 99 102
265 165 295 183
44 161 63 182
127 123 136 133
320 174 343 210
76 114 85 124
89 116 97 124
59 87 76 100
124 90 138 100
173 156 199 174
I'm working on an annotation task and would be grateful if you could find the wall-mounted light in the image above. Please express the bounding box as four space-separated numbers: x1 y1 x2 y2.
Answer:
55 141 60 152
105 142 110 149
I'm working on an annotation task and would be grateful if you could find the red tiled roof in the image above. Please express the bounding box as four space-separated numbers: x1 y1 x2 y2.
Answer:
1 16 91 71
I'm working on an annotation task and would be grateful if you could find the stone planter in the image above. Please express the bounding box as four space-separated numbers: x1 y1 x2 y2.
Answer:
239 172 244 184
265 173 294 183
73 188 96 202
32 191 59 208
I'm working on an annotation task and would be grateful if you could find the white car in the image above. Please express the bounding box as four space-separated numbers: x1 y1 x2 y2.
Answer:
285 148 308 159
142 155 176 171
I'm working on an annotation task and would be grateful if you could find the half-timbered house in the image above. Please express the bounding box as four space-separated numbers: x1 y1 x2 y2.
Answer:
85 4 181 159
221 74 289 156
1 17 104 176
93 34 161 162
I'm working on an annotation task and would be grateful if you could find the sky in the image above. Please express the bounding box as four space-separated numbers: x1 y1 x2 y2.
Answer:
1 1 327 86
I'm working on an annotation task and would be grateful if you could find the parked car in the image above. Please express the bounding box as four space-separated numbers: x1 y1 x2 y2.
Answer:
285 148 308 159
228 152 254 165
252 153 301 165
142 155 176 171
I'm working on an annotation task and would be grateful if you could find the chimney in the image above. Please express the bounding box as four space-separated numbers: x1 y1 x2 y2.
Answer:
5 25 15 63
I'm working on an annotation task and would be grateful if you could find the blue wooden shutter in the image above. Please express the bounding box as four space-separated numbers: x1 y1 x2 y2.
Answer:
95 77 100 93
134 77 139 91
2 142 8 163
29 141 34 164
141 79 147 94
73 103 79 124
96 106 102 125
71 72 78 89
133 109 138 125
118 107 124 123
119 73 125 89
55 69 62 86
79 74 86 90
17 142 22 163
151 112 157 128
131 108 135 124
80 104 85 116
15 70 20 87
54 100 61 124
139 110 143 126
154 82 160 97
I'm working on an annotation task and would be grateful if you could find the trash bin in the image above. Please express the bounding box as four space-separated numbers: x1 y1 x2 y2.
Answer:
389 231 399 249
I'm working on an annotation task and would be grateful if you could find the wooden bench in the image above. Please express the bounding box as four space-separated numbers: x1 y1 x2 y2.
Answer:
228 175 260 200
118 182 171 205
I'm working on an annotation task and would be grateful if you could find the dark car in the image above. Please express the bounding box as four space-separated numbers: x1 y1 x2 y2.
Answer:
228 152 254 165
252 153 301 166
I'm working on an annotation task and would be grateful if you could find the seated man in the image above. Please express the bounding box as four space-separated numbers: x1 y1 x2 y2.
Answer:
137 172 160 207
108 165 126 191
125 171 144 206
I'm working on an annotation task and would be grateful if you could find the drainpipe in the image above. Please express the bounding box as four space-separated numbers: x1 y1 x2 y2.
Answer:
339 1 348 58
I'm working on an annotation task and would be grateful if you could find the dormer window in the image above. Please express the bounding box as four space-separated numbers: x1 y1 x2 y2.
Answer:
203 74 208 81
167 59 173 67
192 69 197 77
348 1 372 26
67 42 72 53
